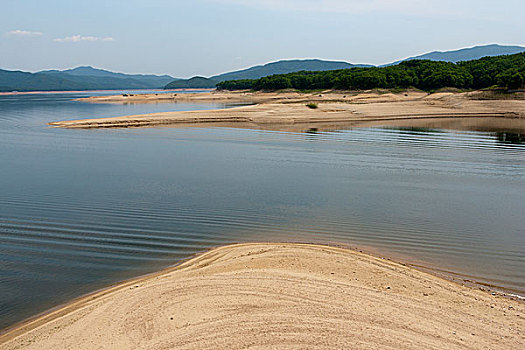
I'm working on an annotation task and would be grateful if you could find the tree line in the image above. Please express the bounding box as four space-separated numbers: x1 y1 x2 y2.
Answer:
216 53 525 91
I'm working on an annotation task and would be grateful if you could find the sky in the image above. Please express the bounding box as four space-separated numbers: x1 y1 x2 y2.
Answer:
1 0 524 78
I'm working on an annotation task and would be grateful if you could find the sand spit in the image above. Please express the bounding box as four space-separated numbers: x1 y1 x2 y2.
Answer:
1 243 523 350
49 90 525 131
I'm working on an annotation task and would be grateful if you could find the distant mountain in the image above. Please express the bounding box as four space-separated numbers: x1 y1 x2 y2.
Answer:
165 59 371 89
386 44 525 66
212 59 371 81
4 44 525 92
0 66 176 92
169 47 525 89
218 52 525 91
40 66 176 87
165 76 217 89
0 69 84 92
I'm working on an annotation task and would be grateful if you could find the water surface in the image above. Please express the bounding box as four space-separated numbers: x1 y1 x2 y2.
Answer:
0 92 524 330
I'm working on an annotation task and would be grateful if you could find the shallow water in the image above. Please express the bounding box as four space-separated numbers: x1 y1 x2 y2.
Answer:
0 92 524 330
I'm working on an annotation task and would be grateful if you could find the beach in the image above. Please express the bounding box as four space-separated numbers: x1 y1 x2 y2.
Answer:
1 243 522 349
2 1 524 349
48 90 525 131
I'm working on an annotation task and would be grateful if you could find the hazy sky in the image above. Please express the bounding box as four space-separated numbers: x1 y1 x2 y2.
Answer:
1 0 524 78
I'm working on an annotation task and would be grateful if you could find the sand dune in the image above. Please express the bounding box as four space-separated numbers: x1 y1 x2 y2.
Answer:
1 243 522 349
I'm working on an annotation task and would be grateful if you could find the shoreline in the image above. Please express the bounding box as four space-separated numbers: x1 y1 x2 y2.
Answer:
48 90 525 132
1 240 521 339
0 88 213 96
1 242 523 349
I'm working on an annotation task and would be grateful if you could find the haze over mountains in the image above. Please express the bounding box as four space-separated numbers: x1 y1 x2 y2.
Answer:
41 66 175 85
0 66 175 92
385 44 525 66
1 44 523 92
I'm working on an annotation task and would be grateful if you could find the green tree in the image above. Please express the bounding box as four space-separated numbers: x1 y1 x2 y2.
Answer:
215 52 525 92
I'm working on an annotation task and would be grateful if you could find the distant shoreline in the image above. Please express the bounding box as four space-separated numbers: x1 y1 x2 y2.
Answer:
0 88 213 96
49 90 525 132
1 242 523 349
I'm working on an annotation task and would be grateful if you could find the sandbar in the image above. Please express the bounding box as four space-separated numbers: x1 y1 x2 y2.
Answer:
48 90 525 132
0 243 522 349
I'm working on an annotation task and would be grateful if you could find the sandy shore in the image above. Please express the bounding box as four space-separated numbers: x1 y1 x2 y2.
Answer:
1 243 522 349
48 90 525 131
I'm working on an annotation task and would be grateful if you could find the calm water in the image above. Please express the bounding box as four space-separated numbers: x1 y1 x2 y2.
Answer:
0 92 524 330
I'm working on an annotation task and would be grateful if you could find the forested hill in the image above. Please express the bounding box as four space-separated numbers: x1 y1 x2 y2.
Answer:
165 45 524 89
164 59 368 89
386 44 525 65
217 53 525 91
212 59 370 82
165 76 218 89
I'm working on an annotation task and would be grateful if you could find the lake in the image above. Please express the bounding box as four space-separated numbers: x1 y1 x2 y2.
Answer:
0 91 524 330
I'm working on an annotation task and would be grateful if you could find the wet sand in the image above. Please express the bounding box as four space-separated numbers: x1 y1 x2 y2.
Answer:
49 90 525 131
1 243 523 349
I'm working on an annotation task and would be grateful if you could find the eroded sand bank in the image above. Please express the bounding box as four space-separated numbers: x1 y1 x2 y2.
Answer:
1 243 523 349
49 90 525 131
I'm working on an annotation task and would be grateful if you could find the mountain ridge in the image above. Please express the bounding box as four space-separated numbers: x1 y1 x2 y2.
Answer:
166 45 525 89
2 44 524 92
40 66 174 80
165 59 371 89
384 44 525 66
211 59 372 81
0 66 176 92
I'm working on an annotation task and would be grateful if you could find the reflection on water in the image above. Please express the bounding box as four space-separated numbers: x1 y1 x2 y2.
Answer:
305 127 320 134
390 127 444 134
0 92 524 330
497 132 523 144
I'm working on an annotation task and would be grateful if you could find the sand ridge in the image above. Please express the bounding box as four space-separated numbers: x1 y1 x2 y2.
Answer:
1 243 523 349
48 90 525 131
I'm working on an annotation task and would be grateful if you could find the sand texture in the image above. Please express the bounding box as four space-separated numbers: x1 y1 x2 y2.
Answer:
1 243 523 349
48 90 525 131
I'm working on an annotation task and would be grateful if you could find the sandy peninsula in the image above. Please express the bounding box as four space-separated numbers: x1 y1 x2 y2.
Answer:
48 90 525 132
1 243 522 350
